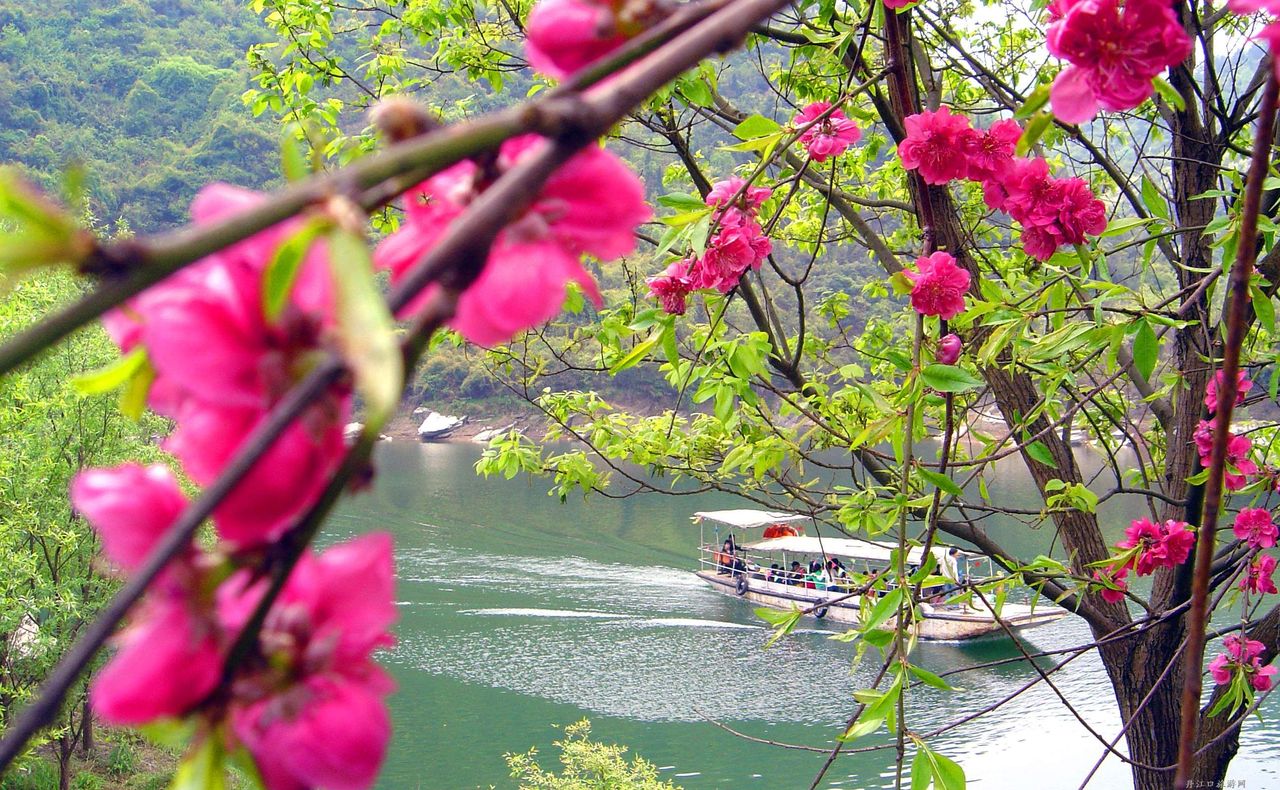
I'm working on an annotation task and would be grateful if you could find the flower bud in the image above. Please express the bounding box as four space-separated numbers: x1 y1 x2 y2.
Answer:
936 333 963 365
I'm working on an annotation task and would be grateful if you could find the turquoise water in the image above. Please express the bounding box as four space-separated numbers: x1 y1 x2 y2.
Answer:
322 441 1280 789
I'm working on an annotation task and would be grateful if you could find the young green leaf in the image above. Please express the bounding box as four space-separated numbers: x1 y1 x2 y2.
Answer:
326 228 403 431
921 364 984 393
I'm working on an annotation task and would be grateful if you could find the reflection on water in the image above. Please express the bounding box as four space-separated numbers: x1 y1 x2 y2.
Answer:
327 441 1280 789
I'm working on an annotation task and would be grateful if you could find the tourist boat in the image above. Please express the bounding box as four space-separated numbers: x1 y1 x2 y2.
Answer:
417 411 466 441
692 509 1066 640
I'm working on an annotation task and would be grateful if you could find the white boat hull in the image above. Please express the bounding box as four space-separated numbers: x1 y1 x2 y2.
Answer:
696 570 1066 640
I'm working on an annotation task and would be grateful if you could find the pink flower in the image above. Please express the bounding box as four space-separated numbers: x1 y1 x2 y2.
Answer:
221 534 396 790
101 185 351 550
1093 565 1129 604
1226 433 1259 491
1206 369 1253 413
1229 0 1280 12
375 135 650 345
1233 508 1278 549
1020 225 1066 262
999 158 1062 226
1118 517 1195 575
1194 419 1215 458
92 595 221 726
691 210 772 293
524 0 630 80
936 334 963 365
794 102 862 163
71 464 188 573
883 0 916 7
1209 651 1234 685
897 107 974 185
1254 664 1277 691
705 177 772 212
1054 177 1108 244
648 259 695 315
962 119 1022 182
1241 554 1278 595
905 252 970 320
1046 0 1192 123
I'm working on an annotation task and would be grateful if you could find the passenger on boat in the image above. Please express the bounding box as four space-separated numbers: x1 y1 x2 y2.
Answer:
767 563 782 583
788 561 805 585
715 538 735 575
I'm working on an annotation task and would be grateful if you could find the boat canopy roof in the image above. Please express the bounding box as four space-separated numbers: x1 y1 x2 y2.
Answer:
691 509 813 529
743 535 955 566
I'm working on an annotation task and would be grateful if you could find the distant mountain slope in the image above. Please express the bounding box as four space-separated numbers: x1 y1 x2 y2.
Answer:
0 0 277 230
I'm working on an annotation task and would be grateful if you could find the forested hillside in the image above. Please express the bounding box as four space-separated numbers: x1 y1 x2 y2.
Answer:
0 1 276 230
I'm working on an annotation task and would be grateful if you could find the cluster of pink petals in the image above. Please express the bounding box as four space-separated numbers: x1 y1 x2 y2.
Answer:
793 102 862 163
905 252 970 320
1117 517 1195 576
1093 564 1130 604
1241 554 1279 595
1045 0 1192 124
1206 369 1253 414
985 159 1107 261
72 464 396 789
524 0 631 79
104 185 350 550
897 109 1106 261
1234 508 1278 549
1229 0 1280 80
897 107 975 185
375 135 650 345
646 259 695 315
649 177 774 313
1210 635 1276 691
1194 420 1259 491
220 534 396 790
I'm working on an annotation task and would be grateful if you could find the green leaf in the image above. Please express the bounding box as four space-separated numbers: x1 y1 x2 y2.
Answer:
1251 281 1276 336
609 332 660 375
119 356 156 421
920 364 984 393
1014 84 1051 119
72 347 148 395
839 716 885 742
908 664 955 690
733 114 781 140
911 749 932 790
1141 175 1170 222
1153 76 1186 112
929 751 966 790
326 228 403 431
264 217 328 321
864 587 904 632
656 193 708 211
1132 318 1157 381
918 468 964 497
170 737 227 790
1024 440 1057 469
1016 111 1053 156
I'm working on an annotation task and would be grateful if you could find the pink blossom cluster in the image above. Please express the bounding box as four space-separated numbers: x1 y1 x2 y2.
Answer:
1193 420 1258 491
1045 0 1192 124
792 102 862 163
1095 517 1194 602
1228 0 1280 81
1210 634 1277 692
376 134 651 345
73 472 396 790
1207 368 1253 414
75 184 399 788
897 108 1107 261
525 0 649 80
1232 508 1278 595
647 177 774 314
104 185 350 550
905 252 970 320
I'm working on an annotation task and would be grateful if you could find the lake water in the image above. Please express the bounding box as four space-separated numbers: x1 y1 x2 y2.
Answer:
323 441 1280 789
